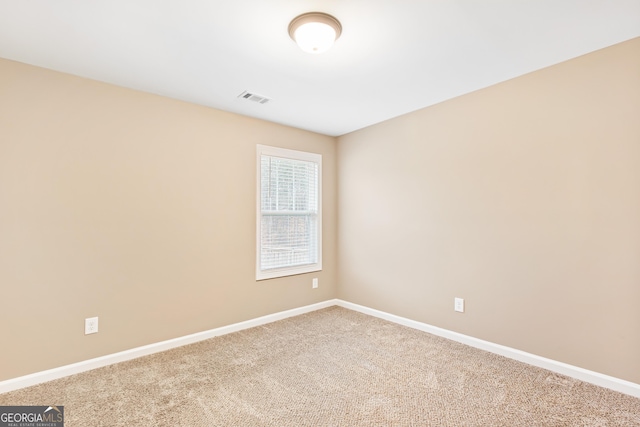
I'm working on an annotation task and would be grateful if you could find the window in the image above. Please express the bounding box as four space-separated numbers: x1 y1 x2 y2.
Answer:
256 145 322 280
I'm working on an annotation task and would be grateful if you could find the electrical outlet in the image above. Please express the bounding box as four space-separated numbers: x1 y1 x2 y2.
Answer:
454 298 464 313
312 278 318 289
85 317 99 335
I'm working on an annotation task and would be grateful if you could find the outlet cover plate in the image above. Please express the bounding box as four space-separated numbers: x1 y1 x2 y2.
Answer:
454 298 464 313
312 278 318 289
85 317 99 335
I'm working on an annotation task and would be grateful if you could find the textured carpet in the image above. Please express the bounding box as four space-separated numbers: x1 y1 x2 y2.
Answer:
1 306 639 426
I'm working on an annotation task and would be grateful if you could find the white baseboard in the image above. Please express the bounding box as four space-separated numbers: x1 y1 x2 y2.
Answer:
3 298 638 399
335 299 640 398
0 299 338 394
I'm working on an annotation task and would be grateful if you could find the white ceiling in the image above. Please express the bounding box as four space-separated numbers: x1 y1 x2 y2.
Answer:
1 1 639 136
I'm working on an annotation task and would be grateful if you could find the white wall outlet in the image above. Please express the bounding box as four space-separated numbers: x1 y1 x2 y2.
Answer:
312 278 318 289
454 298 464 313
85 317 99 335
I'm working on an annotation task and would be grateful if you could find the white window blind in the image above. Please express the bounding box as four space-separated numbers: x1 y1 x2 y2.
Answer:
257 145 322 280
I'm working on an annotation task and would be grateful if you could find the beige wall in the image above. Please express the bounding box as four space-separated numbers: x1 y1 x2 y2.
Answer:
338 38 640 384
0 58 337 381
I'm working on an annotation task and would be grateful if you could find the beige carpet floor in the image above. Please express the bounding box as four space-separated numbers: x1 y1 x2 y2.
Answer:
1 306 639 426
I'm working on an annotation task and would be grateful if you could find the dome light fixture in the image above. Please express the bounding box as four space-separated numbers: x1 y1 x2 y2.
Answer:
288 12 342 54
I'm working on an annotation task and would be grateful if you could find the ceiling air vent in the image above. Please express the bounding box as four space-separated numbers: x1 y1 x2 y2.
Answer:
237 90 271 105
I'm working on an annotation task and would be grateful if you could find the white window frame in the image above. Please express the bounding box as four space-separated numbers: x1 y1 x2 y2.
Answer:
256 145 322 280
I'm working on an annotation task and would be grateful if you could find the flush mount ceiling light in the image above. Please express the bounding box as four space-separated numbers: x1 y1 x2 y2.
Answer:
288 12 342 54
